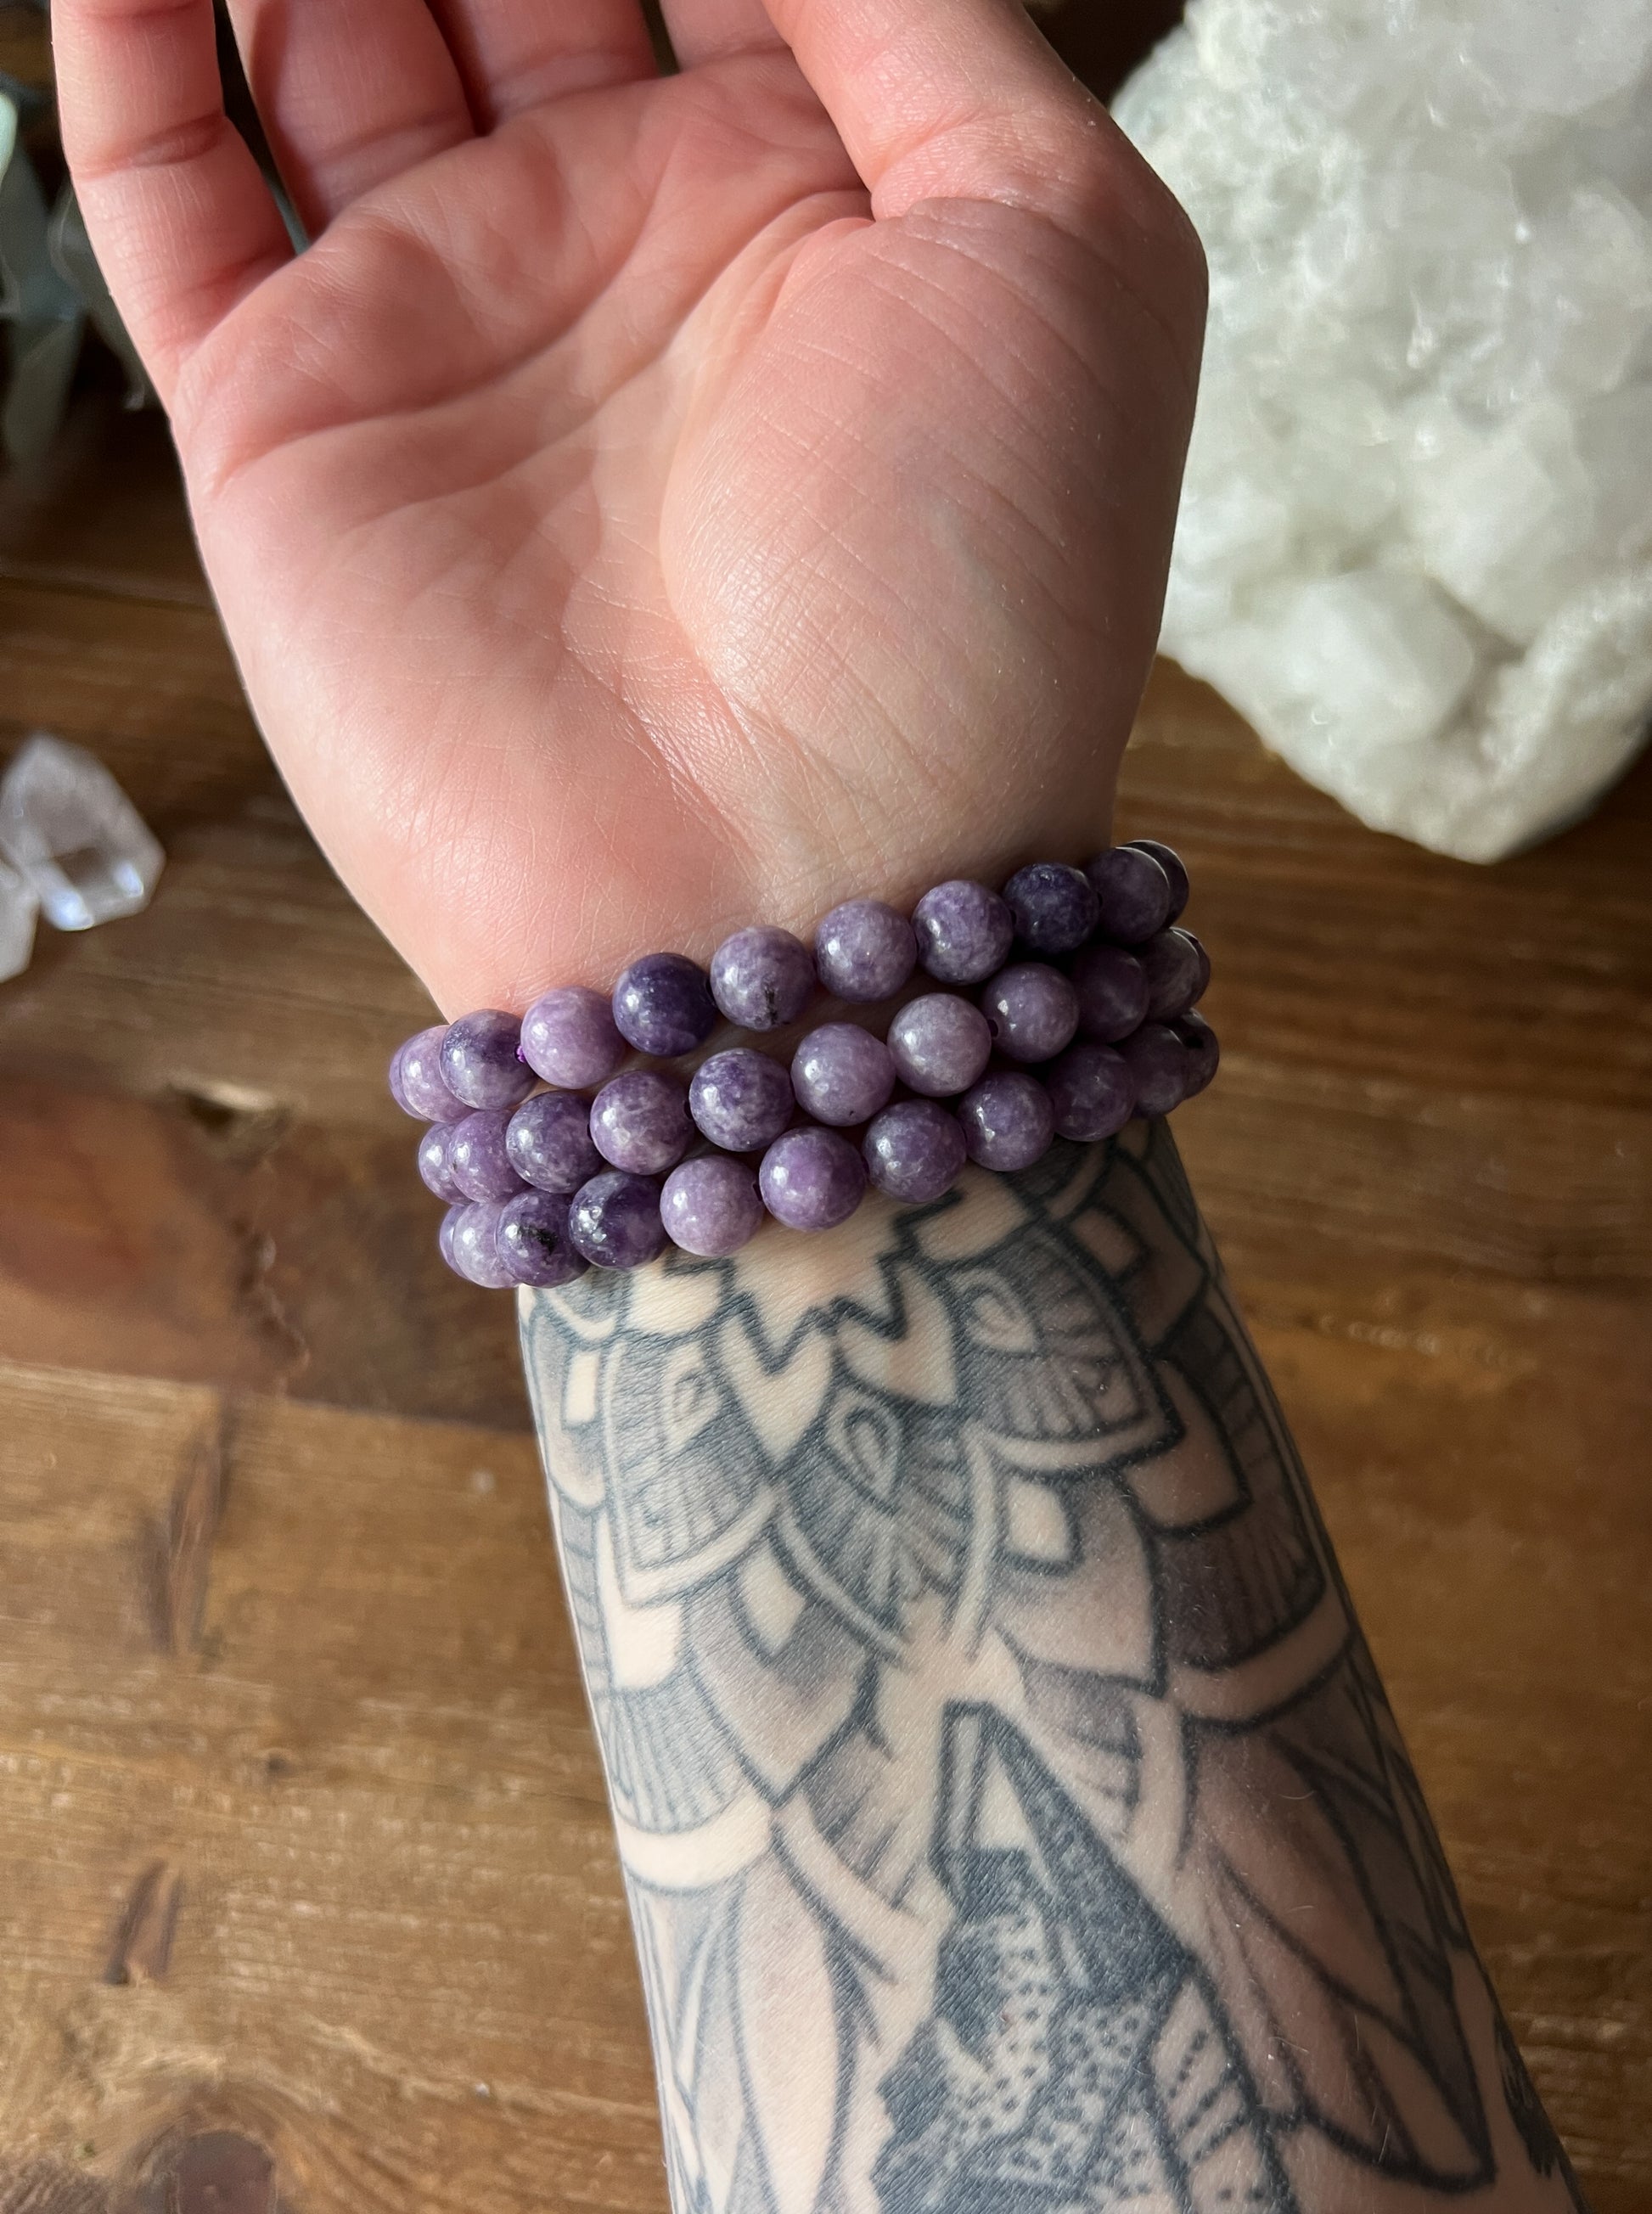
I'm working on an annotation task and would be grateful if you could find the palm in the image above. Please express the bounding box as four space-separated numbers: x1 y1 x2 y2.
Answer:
59 1 1202 1014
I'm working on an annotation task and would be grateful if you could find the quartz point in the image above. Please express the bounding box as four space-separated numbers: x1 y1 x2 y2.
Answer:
0 733 164 930
1115 0 1652 860
0 853 38 982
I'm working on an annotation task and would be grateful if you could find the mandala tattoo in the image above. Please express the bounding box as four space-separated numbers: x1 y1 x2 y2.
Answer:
520 1124 1577 2214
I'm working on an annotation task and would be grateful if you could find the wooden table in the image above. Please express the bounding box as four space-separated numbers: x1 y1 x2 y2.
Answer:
0 380 1647 2214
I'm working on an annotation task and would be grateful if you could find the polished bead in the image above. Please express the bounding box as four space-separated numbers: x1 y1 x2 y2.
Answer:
445 1200 516 1288
813 899 916 1003
1069 943 1150 1042
760 1125 868 1230
497 1188 588 1288
1004 861 1100 954
912 879 1014 985
1086 846 1172 946
958 1071 1055 1172
690 1048 795 1152
981 963 1079 1063
520 985 627 1089
791 1023 896 1126
710 925 816 1031
660 1155 766 1256
568 1172 668 1268
1182 928 1212 1000
612 952 718 1057
1046 1043 1136 1143
886 992 993 1097
417 1123 465 1204
438 1205 464 1273
1176 1011 1221 1098
449 1108 527 1201
506 1090 604 1193
440 1009 535 1110
1139 927 1207 1020
1124 838 1190 923
591 1069 692 1174
1117 1022 1188 1117
390 1026 467 1121
863 1100 967 1204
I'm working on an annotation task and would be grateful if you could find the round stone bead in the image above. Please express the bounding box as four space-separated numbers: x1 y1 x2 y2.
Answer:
612 952 718 1058
496 1188 588 1288
660 1155 766 1256
690 1048 795 1152
1175 1011 1220 1098
710 925 816 1032
391 1026 469 1121
958 1072 1055 1172
1004 862 1100 955
791 1023 896 1127
445 1200 517 1288
1069 943 1150 1043
813 899 916 1003
863 1100 967 1204
1117 1022 1188 1118
568 1172 668 1269
886 992 993 1097
417 1123 465 1203
981 964 1080 1064
1182 928 1212 1000
506 1091 605 1194
1124 838 1190 924
1139 927 1208 1020
449 1107 528 1201
520 986 627 1090
591 1069 692 1175
1085 846 1172 947
759 1126 868 1231
438 1205 464 1273
912 880 1014 986
1046 1043 1136 1144
440 1009 536 1111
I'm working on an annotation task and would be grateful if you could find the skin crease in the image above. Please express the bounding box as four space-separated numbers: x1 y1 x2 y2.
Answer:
53 0 1205 1015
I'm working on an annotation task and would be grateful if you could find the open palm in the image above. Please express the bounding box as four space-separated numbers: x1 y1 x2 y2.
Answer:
59 0 1204 1014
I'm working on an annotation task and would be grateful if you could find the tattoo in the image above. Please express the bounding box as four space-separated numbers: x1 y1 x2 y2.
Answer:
520 1124 1575 2213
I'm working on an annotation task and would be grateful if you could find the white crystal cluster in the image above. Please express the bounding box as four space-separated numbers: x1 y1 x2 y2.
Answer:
0 736 165 981
1115 0 1652 860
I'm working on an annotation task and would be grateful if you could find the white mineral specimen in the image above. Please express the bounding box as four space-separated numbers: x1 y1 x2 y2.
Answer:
0 733 164 932
0 855 37 984
1115 0 1652 860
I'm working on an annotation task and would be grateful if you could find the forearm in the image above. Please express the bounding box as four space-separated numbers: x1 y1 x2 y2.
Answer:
519 1125 1585 2214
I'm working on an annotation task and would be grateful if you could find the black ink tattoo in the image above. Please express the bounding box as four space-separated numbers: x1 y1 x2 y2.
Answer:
520 1123 1576 2213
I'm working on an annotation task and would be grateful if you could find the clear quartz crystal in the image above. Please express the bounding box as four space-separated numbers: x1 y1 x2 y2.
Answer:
0 853 38 981
0 734 163 930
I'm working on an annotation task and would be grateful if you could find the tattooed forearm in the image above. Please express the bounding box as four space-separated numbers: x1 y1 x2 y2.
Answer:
520 1125 1587 2214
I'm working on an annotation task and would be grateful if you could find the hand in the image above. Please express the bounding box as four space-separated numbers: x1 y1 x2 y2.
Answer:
58 0 1204 1014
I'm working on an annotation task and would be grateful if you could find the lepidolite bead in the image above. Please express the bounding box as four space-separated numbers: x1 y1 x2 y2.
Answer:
863 1100 967 1204
759 1126 868 1230
591 1069 692 1174
791 1023 896 1127
520 986 626 1089
497 1188 587 1288
660 1155 766 1256
1070 943 1150 1042
417 1123 465 1203
1139 928 1207 1020
1125 838 1190 924
1176 1011 1220 1097
912 880 1014 986
612 952 718 1057
958 1072 1054 1172
690 1048 795 1152
886 992 993 1097
1004 862 1100 955
813 899 916 1003
568 1172 668 1268
449 1108 528 1201
1086 846 1172 946
445 1200 517 1288
391 1026 467 1121
506 1091 604 1193
710 926 816 1031
1182 929 1212 1000
981 963 1079 1063
1047 1043 1135 1143
1117 1022 1188 1117
440 1009 535 1110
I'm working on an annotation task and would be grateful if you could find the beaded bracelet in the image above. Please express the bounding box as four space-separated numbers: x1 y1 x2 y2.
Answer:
390 840 1217 1290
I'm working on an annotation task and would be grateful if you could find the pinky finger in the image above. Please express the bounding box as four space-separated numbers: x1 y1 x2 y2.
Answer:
54 0 293 407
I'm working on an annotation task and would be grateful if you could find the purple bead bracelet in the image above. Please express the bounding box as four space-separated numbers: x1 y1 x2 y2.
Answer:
393 839 1218 1287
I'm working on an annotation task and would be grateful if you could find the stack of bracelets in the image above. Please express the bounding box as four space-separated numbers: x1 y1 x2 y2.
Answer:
390 840 1217 1289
